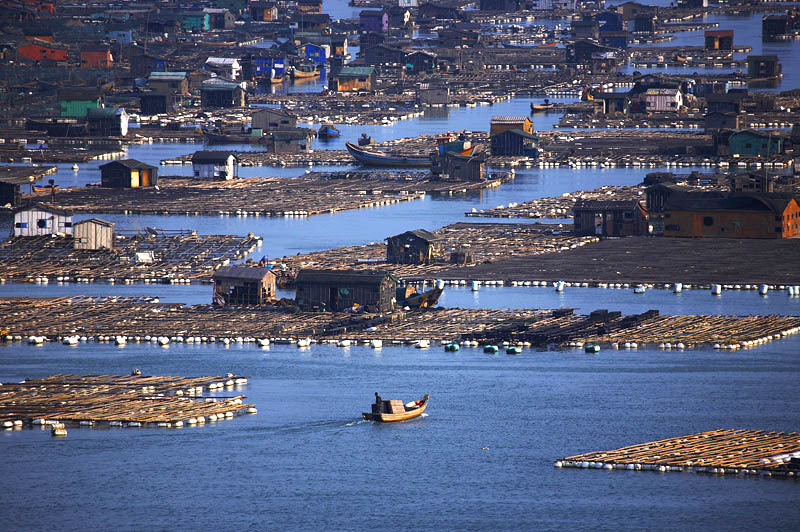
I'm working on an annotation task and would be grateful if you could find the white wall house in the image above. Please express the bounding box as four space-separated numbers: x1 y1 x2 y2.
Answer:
205 57 241 80
644 88 683 113
191 151 238 180
13 204 73 237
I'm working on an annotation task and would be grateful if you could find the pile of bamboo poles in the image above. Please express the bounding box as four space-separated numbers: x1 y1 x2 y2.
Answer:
0 373 255 427
558 429 800 476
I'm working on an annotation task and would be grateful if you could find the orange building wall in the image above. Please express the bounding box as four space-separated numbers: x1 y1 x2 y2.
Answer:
19 43 68 62
663 203 799 239
780 199 800 237
81 51 112 68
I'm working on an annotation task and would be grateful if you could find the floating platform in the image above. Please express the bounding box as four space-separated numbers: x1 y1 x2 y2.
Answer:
0 231 260 283
29 173 504 217
557 429 800 477
2 297 799 350
0 373 256 429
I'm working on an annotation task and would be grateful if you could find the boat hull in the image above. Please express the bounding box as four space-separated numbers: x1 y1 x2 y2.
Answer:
399 286 443 310
362 397 429 422
346 142 432 168
203 131 263 144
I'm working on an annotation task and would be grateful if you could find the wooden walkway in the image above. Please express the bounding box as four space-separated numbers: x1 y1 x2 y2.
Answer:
558 429 800 477
0 374 255 428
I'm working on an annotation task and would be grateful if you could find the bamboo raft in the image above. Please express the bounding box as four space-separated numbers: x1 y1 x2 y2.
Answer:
26 173 502 217
0 373 256 428
0 232 261 283
557 429 800 477
2 297 799 350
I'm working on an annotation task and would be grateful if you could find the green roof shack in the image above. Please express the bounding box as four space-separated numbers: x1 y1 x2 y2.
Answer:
58 87 103 117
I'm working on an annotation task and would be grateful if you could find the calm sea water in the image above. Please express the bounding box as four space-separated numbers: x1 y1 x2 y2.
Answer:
3 282 799 316
1 339 799 531
2 5 799 530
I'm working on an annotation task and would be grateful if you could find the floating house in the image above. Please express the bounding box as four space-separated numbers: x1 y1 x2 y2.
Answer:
644 88 683 113
87 107 129 137
728 130 784 157
329 66 375 92
359 10 388 32
80 44 113 68
646 184 800 238
200 79 246 108
386 229 442 264
252 108 297 130
0 166 56 207
73 218 114 250
705 30 733 50
490 130 538 157
191 151 238 180
746 55 781 79
58 87 103 117
147 72 189 96
212 266 276 306
13 203 73 237
99 159 158 188
573 199 648 237
489 116 533 136
295 270 397 313
18 39 68 63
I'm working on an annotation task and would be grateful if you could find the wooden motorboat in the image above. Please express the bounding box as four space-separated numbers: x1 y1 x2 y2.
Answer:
292 64 319 79
318 124 340 139
530 98 554 113
346 142 432 168
203 128 264 144
363 394 429 422
397 284 443 310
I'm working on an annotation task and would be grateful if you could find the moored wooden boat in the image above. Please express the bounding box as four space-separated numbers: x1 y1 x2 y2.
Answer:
363 394 429 422
203 129 264 144
397 284 443 310
318 124 340 139
292 64 319 79
345 142 432 168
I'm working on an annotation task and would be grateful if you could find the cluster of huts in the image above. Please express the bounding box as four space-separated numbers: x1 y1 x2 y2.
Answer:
573 179 800 240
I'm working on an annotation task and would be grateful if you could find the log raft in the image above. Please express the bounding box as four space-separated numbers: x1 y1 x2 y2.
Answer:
557 429 800 477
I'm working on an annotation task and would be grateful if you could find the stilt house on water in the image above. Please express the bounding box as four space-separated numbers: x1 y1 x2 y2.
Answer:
212 266 276 306
295 269 397 312
386 229 442 264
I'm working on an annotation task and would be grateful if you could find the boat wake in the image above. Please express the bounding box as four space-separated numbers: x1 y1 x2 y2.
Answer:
344 419 370 427
420 413 429 417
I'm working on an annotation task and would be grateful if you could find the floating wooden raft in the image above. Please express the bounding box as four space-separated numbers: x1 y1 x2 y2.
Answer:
557 429 800 477
0 373 256 427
